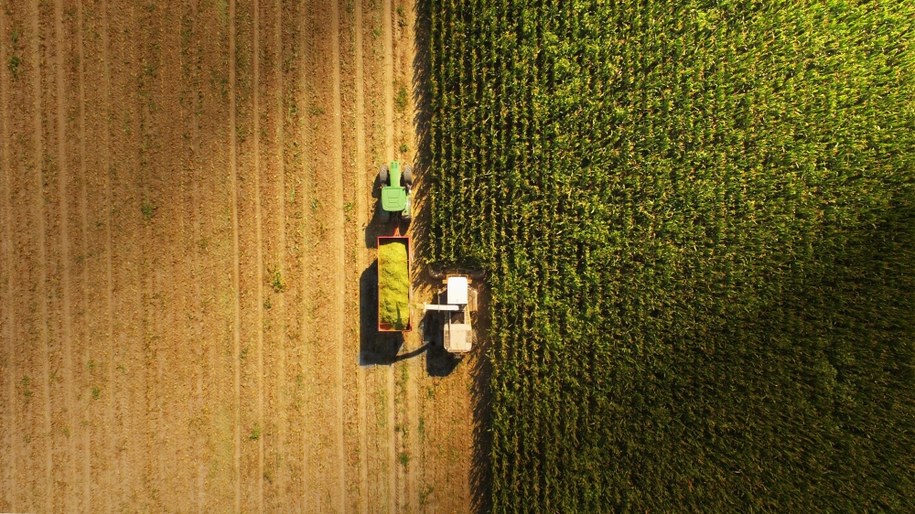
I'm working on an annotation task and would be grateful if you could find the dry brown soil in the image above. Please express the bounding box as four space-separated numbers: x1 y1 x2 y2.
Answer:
0 0 486 512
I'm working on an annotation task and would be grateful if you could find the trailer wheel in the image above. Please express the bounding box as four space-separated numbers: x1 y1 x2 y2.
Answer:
402 165 413 186
378 164 389 186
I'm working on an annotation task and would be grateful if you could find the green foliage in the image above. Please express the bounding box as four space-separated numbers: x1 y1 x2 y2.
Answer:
425 0 915 511
269 268 286 293
20 375 31 399
140 200 157 221
8 55 20 80
395 83 409 112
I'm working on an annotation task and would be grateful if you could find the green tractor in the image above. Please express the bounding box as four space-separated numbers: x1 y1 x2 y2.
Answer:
377 161 413 223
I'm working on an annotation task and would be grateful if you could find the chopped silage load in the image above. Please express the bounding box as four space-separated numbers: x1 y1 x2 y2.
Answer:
378 240 409 329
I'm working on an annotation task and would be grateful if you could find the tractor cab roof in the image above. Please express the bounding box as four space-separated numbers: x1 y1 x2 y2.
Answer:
381 186 407 211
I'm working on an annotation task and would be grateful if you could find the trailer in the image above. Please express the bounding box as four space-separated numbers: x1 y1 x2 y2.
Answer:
377 235 412 332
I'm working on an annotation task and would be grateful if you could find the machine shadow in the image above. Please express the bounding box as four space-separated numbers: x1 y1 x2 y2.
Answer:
420 309 460 376
358 262 461 374
359 262 403 365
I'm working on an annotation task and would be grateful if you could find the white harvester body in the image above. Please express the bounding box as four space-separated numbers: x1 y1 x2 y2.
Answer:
423 275 474 355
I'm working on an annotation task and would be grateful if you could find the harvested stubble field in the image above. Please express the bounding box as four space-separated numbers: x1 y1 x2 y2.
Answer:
0 0 482 512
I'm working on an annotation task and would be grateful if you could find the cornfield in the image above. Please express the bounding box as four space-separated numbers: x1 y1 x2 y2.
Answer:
423 0 915 511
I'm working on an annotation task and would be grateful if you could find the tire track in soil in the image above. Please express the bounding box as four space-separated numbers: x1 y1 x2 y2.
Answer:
233 0 262 510
336 0 363 507
299 0 314 501
0 3 18 509
177 2 206 509
76 1 100 509
52 0 77 509
279 0 307 508
40 0 66 506
77 0 117 508
136 4 162 507
30 0 53 509
110 0 148 506
194 0 236 507
252 1 265 511
256 0 285 508
6 1 41 506
330 0 347 509
256 0 266 508
39 3 64 509
148 4 191 507
300 0 346 509
97 0 116 509
383 0 407 512
74 0 93 509
270 0 288 507
352 0 370 509
228 0 242 509
161 4 192 507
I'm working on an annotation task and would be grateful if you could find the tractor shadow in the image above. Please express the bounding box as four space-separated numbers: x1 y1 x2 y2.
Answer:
359 262 404 364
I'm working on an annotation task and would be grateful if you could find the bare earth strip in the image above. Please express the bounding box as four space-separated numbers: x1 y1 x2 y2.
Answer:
0 2 15 510
177 2 206 510
34 1 54 510
301 0 346 510
82 1 116 510
338 2 366 513
280 0 307 509
259 0 286 510
228 0 243 509
0 2 16 510
329 0 348 510
7 1 40 508
51 1 78 510
73 0 93 510
0 2 480 511
232 0 261 511
108 1 146 508
352 0 370 509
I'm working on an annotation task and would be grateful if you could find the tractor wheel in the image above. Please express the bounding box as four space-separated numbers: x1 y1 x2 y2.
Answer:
402 165 414 186
378 164 389 186
428 266 445 280
377 208 390 223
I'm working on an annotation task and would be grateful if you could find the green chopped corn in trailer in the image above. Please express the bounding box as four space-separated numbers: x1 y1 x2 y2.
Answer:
377 236 411 331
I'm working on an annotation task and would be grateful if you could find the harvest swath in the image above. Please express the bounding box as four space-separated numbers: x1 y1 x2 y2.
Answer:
423 0 915 511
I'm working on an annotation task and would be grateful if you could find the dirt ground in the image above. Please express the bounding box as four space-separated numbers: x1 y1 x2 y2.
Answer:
0 0 486 512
